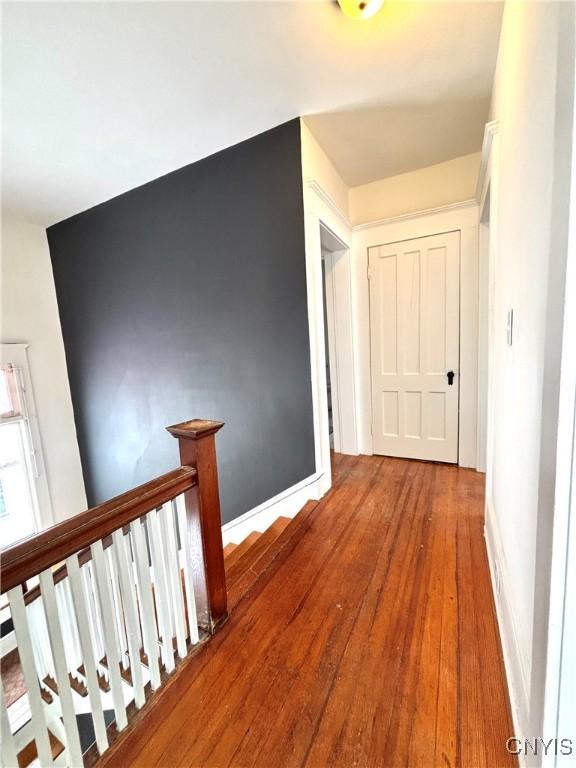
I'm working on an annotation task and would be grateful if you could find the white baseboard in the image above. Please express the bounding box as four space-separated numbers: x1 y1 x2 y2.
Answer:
484 497 531 759
221 472 325 545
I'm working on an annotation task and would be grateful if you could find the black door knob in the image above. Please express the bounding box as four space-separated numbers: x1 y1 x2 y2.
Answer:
447 370 455 386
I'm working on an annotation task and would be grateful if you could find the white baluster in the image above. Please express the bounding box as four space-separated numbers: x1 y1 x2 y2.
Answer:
160 501 187 658
129 518 161 690
111 530 145 708
38 569 84 768
27 597 55 682
175 493 199 644
106 547 128 670
1 681 19 768
7 585 54 766
66 554 109 755
90 540 128 731
55 579 82 673
147 509 174 673
82 564 104 663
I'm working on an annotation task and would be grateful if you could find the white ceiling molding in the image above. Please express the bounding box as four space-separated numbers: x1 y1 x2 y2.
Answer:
306 175 479 233
352 198 478 231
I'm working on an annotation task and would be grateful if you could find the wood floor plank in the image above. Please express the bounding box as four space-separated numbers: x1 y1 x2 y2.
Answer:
407 465 447 768
98 455 516 768
456 479 488 768
434 467 459 768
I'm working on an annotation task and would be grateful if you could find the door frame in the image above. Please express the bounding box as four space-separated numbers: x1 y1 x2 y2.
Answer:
321 225 347 454
353 201 480 467
367 232 461 463
303 180 357 496
477 120 500 488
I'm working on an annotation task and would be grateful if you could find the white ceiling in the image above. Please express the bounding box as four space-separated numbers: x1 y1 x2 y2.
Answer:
2 1 502 226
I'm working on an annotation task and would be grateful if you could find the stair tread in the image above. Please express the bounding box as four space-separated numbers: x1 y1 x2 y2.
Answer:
223 543 237 558
19 729 64 767
226 518 291 587
227 504 319 608
224 531 261 569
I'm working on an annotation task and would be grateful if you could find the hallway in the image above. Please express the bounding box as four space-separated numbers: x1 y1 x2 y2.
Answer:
101 454 516 768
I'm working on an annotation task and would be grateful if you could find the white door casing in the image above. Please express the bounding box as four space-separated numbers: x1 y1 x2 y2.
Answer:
369 231 460 462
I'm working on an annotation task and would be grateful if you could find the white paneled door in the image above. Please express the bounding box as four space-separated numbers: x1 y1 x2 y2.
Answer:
369 231 460 463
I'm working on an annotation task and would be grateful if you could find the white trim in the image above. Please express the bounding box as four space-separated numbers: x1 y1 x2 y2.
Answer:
478 120 500 492
304 207 331 494
484 503 530 766
477 120 501 479
352 199 477 231
353 204 479 465
304 178 358 463
304 179 352 230
221 472 323 545
476 120 500 205
477 215 489 473
322 246 342 453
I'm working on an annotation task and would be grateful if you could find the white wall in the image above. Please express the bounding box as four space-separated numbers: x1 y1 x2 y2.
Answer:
1 217 87 522
484 0 574 745
349 152 481 225
542 9 576 752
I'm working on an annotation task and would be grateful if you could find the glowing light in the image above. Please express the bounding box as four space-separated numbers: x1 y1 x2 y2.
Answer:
337 0 385 20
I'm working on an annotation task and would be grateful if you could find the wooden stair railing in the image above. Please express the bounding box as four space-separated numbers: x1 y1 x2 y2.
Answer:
0 418 226 768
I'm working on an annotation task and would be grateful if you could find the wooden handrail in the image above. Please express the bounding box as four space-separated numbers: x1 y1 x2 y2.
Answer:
22 531 120 606
1 466 197 594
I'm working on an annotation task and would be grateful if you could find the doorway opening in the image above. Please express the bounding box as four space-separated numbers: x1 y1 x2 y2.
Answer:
319 223 348 455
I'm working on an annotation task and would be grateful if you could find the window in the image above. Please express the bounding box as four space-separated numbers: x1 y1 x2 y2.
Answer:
0 362 41 547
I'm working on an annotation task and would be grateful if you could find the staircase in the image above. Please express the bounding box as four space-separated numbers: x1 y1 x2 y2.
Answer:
222 501 322 613
0 417 324 768
224 517 292 609
1 418 231 768
2 514 311 767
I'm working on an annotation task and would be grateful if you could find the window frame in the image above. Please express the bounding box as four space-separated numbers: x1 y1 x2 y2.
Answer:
0 343 54 534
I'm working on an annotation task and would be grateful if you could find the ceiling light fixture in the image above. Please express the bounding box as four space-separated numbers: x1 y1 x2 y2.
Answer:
337 0 385 20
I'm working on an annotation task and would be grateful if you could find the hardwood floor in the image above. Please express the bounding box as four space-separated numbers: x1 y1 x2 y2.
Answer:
102 454 516 768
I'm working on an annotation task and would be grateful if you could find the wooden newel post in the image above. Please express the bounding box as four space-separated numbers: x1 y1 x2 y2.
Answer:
166 419 227 631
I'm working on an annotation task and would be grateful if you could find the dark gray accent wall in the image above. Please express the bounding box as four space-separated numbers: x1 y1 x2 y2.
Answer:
48 119 315 525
